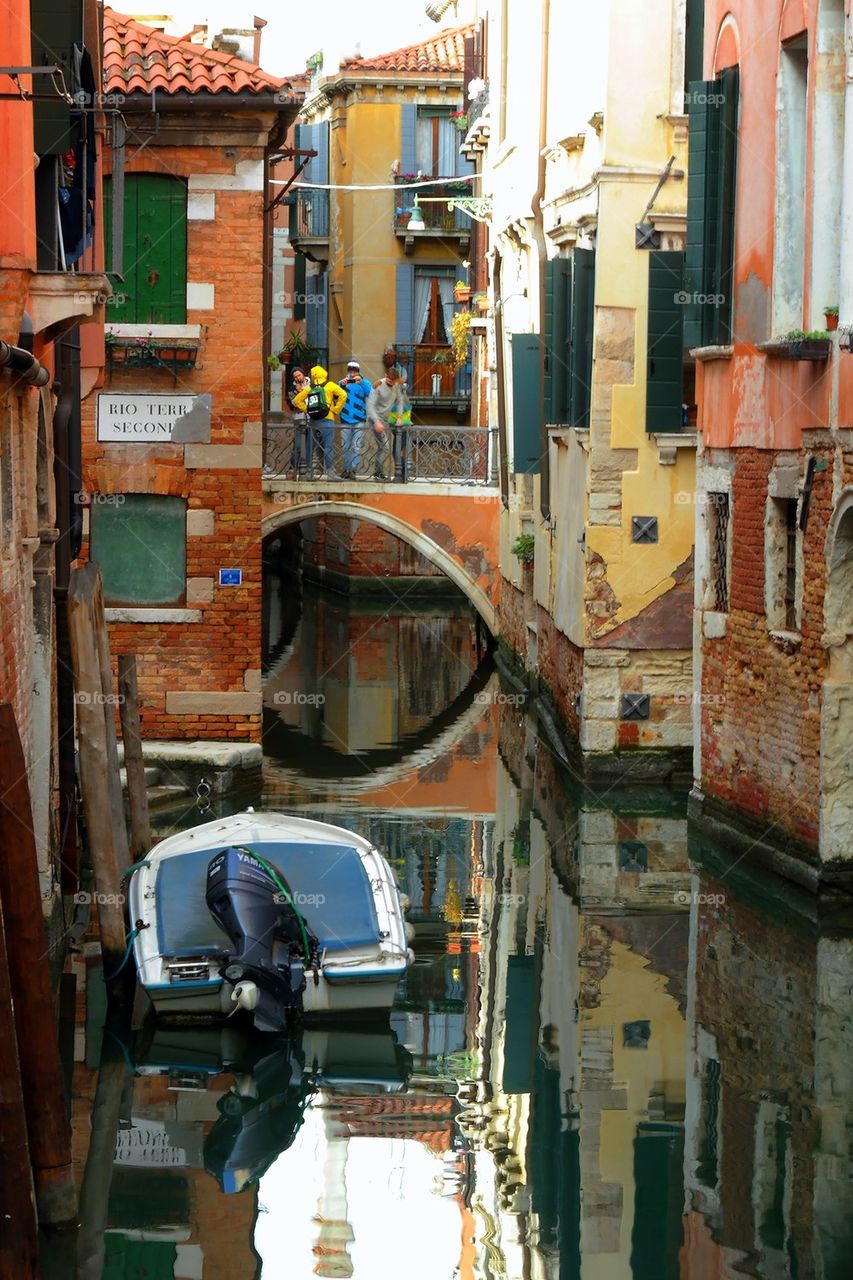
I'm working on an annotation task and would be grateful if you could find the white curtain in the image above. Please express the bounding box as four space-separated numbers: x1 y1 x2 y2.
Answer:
437 277 454 345
416 116 434 173
437 117 457 177
413 274 432 344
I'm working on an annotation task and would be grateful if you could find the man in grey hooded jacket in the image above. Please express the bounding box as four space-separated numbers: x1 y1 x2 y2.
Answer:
366 368 406 480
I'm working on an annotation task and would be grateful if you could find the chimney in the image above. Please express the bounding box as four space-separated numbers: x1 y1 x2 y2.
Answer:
253 16 267 65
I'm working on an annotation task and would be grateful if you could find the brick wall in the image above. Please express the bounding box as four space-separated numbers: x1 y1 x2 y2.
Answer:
305 515 444 578
699 445 850 849
80 142 270 742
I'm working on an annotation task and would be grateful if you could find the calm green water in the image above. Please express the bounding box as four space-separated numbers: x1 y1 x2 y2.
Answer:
59 591 853 1280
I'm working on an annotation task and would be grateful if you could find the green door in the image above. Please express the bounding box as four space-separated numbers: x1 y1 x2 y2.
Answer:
105 174 187 324
102 1236 178 1280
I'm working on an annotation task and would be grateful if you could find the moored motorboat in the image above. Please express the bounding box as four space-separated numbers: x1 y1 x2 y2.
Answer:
128 811 414 1029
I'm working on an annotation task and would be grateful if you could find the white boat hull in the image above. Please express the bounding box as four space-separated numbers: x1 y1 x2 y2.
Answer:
129 811 413 1023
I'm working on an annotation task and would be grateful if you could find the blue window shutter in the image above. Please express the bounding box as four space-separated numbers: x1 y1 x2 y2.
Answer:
395 263 414 344
301 123 317 182
400 104 417 173
544 258 571 424
646 251 685 431
511 334 543 474
570 248 595 428
316 121 330 183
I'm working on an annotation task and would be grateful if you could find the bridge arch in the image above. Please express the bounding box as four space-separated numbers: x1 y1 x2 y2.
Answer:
262 500 499 635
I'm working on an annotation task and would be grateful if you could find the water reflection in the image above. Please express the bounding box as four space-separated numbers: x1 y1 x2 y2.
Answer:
57 597 853 1280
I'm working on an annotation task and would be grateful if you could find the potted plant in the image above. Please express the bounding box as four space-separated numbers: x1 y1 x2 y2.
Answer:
396 207 411 229
282 326 312 368
825 305 839 332
511 532 535 564
453 279 471 304
450 310 472 372
450 109 468 132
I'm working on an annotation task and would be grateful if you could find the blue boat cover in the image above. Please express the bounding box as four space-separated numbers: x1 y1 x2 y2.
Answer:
154 842 381 958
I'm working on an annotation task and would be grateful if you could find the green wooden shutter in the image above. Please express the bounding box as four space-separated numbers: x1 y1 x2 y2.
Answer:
715 66 739 345
684 0 706 92
502 954 537 1093
293 254 307 321
544 258 571 425
570 248 595 428
105 176 186 323
511 334 543 474
90 495 186 606
646 251 685 431
684 79 720 348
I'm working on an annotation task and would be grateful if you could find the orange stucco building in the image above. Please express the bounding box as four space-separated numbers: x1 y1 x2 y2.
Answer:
690 0 853 885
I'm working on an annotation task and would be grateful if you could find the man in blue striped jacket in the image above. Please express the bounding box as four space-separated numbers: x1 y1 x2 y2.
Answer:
338 360 372 479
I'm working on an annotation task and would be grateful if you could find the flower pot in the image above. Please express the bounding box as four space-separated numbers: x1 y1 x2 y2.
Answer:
453 287 471 305
397 212 411 228
825 312 839 332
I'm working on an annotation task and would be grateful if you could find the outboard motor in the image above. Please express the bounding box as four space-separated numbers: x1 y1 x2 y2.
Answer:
206 846 318 1033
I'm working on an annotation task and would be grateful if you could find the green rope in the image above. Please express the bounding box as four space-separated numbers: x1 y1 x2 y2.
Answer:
234 846 312 966
103 924 141 982
120 856 152 883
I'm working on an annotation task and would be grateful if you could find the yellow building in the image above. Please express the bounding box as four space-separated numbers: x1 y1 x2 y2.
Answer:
474 0 702 768
290 25 478 422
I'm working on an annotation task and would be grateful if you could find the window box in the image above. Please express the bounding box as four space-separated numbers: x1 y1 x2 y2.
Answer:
759 338 831 362
106 324 201 373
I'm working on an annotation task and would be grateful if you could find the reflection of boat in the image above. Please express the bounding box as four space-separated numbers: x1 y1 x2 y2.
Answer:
129 812 414 1029
126 1022 413 1195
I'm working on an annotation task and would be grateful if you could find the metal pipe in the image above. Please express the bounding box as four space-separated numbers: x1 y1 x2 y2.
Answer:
0 341 50 387
531 0 551 521
493 250 510 507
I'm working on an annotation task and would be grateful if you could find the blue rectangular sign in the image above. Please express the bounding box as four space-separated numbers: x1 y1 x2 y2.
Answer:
218 568 242 586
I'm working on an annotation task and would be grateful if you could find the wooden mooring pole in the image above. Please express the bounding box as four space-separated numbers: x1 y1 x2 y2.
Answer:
0 894 41 1279
0 703 77 1229
67 563 132 997
118 654 151 863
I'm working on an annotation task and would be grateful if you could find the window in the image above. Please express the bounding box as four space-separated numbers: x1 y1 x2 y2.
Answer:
765 496 801 633
90 495 187 607
104 175 187 324
684 67 739 346
707 492 730 612
415 108 458 177
646 251 687 431
544 248 595 427
773 39 808 334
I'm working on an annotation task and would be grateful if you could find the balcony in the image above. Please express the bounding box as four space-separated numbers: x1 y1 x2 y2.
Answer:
289 190 330 257
395 343 471 415
393 180 471 254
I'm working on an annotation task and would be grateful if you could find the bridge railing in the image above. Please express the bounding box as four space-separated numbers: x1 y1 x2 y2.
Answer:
264 417 498 485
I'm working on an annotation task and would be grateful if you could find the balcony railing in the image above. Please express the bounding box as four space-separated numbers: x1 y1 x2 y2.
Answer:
264 420 497 485
289 189 330 242
395 342 471 404
394 179 471 236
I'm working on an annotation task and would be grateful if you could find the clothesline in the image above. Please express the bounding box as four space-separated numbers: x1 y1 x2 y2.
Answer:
268 174 479 191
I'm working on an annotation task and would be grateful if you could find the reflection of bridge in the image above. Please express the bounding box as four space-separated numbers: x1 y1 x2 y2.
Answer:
261 471 502 634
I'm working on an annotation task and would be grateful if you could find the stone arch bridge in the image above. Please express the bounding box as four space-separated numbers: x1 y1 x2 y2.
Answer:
261 484 502 634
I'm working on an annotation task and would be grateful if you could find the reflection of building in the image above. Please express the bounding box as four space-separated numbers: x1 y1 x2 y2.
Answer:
683 860 853 1277
457 750 690 1278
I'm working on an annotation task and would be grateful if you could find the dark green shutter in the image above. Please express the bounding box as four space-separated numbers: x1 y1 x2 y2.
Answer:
511 334 543 474
544 258 571 424
684 0 706 92
685 70 738 346
570 248 595 427
646 251 685 431
502 954 537 1093
105 175 186 324
90 495 186 606
293 254 307 321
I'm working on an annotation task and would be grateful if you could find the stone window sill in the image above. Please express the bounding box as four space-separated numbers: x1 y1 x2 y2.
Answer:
105 607 202 623
689 345 734 362
651 430 697 464
768 628 802 653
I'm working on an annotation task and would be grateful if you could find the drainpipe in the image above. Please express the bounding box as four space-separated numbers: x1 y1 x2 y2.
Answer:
0 341 50 387
840 24 853 327
263 116 290 446
531 0 551 520
493 250 510 507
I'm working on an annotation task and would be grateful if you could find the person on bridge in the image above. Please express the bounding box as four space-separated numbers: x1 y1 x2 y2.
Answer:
366 368 406 481
338 360 371 480
292 365 348 477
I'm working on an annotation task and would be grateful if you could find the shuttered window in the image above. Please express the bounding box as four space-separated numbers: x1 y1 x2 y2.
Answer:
90 495 186 607
511 334 542 474
543 249 595 428
105 175 187 324
646 251 686 431
684 67 739 347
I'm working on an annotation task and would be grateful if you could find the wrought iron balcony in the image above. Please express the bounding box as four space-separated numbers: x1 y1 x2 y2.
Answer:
394 342 471 412
289 189 330 245
263 419 496 485
393 180 472 252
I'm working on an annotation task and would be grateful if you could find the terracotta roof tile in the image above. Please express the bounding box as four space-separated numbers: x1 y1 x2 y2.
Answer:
103 7 296 98
340 23 474 74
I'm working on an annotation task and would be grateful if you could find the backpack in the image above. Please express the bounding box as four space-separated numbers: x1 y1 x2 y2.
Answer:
306 385 329 420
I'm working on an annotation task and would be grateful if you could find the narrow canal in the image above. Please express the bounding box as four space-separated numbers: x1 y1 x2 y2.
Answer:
54 560 853 1279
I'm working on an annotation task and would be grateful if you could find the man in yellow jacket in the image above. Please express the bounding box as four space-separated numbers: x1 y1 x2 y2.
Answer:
291 365 347 477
